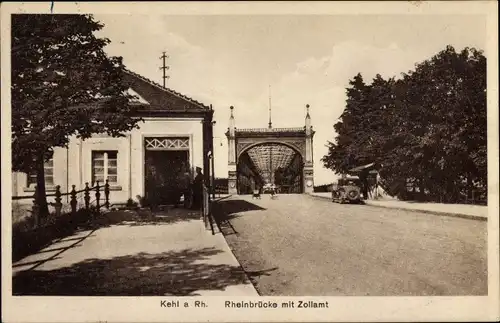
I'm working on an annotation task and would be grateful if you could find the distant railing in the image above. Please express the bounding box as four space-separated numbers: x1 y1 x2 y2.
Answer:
314 184 332 193
236 127 305 133
214 184 229 195
369 178 487 205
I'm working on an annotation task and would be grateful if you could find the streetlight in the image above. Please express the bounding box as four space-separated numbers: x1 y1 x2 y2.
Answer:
212 136 226 198
207 150 215 200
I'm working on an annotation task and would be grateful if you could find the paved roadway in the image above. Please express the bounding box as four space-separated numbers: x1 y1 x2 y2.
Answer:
213 194 487 296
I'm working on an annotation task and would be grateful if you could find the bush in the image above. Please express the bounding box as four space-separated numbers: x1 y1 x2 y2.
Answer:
126 198 139 208
136 195 150 208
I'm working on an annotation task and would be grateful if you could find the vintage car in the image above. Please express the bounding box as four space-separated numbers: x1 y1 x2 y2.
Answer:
331 176 363 204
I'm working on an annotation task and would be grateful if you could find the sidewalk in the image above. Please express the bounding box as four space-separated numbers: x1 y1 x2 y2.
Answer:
12 207 258 296
309 192 488 221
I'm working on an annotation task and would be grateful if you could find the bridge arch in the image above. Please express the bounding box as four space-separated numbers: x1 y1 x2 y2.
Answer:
225 105 315 195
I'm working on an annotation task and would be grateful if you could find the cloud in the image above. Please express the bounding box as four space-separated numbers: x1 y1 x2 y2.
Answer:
254 40 435 184
95 15 473 185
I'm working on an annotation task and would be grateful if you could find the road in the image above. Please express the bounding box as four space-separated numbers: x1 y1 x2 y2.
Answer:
213 194 487 296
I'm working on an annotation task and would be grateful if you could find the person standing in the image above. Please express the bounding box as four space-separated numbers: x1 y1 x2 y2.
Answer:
179 167 192 208
359 169 369 199
192 167 204 210
146 157 159 211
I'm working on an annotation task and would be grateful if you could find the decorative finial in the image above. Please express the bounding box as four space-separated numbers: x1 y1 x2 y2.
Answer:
306 104 310 118
230 106 234 117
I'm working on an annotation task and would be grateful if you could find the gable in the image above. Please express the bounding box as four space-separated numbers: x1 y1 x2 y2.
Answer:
127 88 150 105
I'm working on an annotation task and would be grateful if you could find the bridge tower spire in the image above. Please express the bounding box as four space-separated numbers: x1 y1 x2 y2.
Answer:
305 104 311 135
268 85 272 129
229 105 235 136
304 103 314 193
227 106 238 194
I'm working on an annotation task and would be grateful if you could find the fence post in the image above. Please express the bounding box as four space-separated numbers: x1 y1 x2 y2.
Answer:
104 179 110 209
95 181 101 211
84 182 90 209
32 189 40 228
201 185 206 225
70 185 77 216
54 185 62 217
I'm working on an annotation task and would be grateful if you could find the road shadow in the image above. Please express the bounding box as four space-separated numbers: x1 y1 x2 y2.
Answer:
213 199 266 220
12 209 101 263
13 247 261 296
12 208 201 264
93 208 202 227
211 199 266 236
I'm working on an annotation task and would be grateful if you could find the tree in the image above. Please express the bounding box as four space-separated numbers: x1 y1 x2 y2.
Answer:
11 14 142 219
401 45 487 202
322 73 372 174
322 45 487 203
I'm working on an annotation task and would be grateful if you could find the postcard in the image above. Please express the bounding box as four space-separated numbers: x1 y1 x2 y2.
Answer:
1 1 498 322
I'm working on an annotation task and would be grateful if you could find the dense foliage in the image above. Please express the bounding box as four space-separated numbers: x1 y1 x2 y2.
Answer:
322 46 487 203
12 14 142 217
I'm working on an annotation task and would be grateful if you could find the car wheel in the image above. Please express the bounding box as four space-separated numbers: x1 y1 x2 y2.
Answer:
346 189 360 201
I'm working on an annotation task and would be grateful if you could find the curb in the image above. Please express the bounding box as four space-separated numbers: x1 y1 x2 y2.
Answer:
364 202 488 222
212 195 232 203
209 196 260 296
309 194 487 222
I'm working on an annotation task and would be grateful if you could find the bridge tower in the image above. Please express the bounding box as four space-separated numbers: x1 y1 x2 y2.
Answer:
303 104 314 192
227 106 238 194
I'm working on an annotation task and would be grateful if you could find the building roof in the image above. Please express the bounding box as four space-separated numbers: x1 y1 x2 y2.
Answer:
349 163 374 172
123 68 212 115
348 162 380 175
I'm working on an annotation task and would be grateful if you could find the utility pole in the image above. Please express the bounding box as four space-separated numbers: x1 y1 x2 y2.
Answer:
159 51 170 88
211 116 216 200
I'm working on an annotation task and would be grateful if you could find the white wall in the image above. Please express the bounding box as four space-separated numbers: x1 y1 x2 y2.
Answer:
12 146 69 201
12 117 205 205
80 134 130 203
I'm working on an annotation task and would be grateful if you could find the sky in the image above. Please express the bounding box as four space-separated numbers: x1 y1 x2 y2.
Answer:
94 14 486 185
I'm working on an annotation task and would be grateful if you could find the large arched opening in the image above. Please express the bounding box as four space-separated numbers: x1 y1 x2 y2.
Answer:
236 142 304 194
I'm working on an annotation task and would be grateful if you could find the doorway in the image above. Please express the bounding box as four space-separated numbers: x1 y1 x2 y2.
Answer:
144 150 190 206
